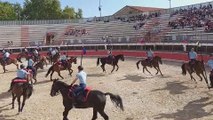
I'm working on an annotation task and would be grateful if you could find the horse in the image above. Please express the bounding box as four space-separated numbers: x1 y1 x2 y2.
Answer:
97 54 125 73
0 57 19 73
45 57 77 80
181 60 209 88
11 77 33 112
50 80 124 120
136 56 163 76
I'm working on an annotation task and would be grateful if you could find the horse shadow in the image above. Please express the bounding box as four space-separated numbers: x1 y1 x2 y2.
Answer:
35 79 53 85
0 91 11 101
151 81 189 95
0 103 11 113
117 75 147 82
0 103 16 120
154 97 213 120
87 73 105 77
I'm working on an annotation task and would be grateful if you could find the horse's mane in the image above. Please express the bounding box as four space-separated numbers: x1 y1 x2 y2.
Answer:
55 80 69 88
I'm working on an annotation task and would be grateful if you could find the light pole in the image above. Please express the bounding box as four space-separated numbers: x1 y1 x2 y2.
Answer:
99 0 102 17
168 0 171 9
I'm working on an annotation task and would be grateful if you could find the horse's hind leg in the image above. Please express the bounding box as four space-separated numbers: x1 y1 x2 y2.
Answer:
153 66 159 75
101 64 106 72
98 110 109 120
196 72 203 81
20 96 27 112
92 108 98 120
17 97 21 112
63 107 72 120
144 67 152 75
12 93 16 109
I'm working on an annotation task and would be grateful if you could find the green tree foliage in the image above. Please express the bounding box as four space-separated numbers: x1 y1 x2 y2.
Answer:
62 6 76 19
0 2 17 20
0 0 83 20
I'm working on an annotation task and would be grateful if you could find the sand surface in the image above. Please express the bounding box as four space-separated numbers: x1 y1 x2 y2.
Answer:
0 57 213 120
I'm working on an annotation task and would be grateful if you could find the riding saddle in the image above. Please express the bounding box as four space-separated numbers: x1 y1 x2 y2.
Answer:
69 85 91 104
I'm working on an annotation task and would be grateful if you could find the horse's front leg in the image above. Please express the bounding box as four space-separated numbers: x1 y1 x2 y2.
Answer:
116 64 119 71
17 97 21 112
3 65 6 73
145 67 152 75
111 65 115 73
63 107 72 120
58 71 64 79
50 71 54 81
153 66 159 75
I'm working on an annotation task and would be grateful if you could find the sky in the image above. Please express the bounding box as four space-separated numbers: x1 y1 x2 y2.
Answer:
1 0 213 18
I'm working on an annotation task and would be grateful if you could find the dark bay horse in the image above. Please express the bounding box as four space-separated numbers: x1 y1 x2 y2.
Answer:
181 60 208 87
16 52 28 63
50 80 124 120
45 57 77 80
136 56 163 76
97 54 125 73
11 80 33 112
0 57 19 73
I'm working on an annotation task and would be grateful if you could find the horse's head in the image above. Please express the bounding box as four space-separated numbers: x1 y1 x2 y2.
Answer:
68 57 77 64
154 56 162 64
117 54 125 61
50 79 60 96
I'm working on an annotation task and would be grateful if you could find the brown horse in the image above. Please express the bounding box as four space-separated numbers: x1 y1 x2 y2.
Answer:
11 81 33 113
97 54 125 73
0 57 19 73
45 57 77 80
50 80 124 120
181 60 208 87
136 56 163 76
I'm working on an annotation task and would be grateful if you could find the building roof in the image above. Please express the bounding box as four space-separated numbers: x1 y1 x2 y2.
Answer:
113 6 164 16
128 6 163 12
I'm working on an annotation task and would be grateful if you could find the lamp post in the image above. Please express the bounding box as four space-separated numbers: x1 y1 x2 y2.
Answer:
168 0 171 9
99 0 102 17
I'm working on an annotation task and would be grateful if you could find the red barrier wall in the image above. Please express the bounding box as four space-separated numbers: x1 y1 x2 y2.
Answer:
8 50 210 62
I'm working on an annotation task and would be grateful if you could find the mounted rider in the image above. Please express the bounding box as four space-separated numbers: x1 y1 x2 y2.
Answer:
26 56 36 79
33 48 39 61
3 50 10 64
107 48 114 64
60 52 67 68
207 53 213 88
70 66 87 104
23 47 28 55
188 48 197 71
146 48 154 67
8 64 30 92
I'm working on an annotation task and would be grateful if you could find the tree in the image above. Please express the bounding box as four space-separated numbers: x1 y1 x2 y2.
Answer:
0 2 17 20
76 9 83 19
62 6 75 19
22 0 62 20
13 3 22 20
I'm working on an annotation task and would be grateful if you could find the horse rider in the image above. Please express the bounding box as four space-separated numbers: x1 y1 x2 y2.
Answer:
188 48 197 71
24 47 28 54
107 48 114 64
60 52 67 68
8 64 30 92
51 48 57 57
33 48 39 61
70 66 87 104
207 53 213 88
146 48 154 67
26 57 36 79
3 50 10 64
48 47 53 55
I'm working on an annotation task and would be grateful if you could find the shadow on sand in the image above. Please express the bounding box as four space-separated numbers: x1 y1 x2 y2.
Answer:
154 97 213 120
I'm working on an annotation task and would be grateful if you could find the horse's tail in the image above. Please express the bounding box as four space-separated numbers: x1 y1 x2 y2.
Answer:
45 65 53 77
181 63 186 75
97 58 100 66
136 60 141 69
105 92 124 111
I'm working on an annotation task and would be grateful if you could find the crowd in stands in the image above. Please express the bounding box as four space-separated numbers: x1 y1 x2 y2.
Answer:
64 28 88 37
169 3 213 31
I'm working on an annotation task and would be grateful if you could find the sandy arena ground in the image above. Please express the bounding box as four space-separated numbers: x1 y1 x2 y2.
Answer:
0 57 213 120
